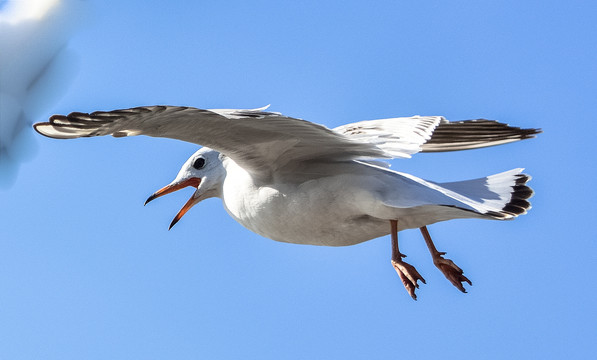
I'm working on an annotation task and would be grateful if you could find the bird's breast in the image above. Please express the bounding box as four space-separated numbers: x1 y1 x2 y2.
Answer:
220 168 389 246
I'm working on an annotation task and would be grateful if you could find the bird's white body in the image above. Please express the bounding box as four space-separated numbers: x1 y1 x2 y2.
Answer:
221 157 388 246
219 154 509 246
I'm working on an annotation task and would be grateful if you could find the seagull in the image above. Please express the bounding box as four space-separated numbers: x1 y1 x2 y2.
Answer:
34 105 539 299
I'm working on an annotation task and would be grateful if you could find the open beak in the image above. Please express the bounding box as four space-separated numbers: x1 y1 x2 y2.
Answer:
145 177 201 230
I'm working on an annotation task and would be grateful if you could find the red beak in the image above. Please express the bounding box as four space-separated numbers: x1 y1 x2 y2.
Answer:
145 177 201 229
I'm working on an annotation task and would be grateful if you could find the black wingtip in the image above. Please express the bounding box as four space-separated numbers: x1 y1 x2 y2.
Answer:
422 120 542 153
520 127 542 140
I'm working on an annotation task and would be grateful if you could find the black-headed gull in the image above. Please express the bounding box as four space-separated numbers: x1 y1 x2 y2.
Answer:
34 106 539 299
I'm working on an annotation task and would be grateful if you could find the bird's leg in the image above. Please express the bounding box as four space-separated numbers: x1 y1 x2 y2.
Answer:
420 226 472 293
390 220 426 300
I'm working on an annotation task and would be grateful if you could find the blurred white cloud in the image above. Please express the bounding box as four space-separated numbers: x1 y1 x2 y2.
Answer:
0 0 86 187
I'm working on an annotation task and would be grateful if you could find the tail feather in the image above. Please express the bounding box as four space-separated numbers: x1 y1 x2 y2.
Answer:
439 169 533 219
487 173 533 218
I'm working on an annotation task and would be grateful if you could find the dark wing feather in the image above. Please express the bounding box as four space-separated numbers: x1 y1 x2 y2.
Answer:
422 119 541 152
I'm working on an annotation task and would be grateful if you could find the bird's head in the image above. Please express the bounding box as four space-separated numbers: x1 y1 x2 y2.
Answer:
145 147 226 229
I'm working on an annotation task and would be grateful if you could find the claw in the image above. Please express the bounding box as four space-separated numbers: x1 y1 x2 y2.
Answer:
390 220 426 300
392 259 426 300
433 255 472 293
419 226 472 294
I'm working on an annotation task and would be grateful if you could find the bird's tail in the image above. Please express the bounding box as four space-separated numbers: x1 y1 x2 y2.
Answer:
438 168 533 219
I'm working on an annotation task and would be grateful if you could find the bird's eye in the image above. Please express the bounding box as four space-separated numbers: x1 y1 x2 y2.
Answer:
192 157 206 170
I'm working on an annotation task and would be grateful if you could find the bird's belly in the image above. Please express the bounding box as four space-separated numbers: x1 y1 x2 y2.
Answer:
222 180 389 246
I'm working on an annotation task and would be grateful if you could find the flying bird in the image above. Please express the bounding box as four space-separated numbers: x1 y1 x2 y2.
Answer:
34 106 539 299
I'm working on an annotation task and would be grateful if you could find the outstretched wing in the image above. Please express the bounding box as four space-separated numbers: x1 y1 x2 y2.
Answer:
34 105 388 179
421 118 540 152
333 116 442 159
334 116 540 158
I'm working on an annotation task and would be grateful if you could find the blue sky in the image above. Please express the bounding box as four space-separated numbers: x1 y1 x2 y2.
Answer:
1 0 596 359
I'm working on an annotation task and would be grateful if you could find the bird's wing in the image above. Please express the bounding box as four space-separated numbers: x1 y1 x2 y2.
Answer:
34 105 388 179
420 118 541 152
333 116 443 159
334 116 541 158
